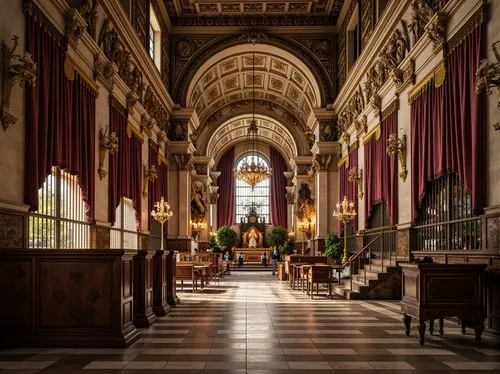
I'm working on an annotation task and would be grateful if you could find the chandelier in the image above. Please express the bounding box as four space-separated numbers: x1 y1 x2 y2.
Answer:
234 50 272 190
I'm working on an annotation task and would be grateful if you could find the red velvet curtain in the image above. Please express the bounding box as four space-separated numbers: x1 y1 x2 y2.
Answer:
25 12 95 221
108 100 142 227
148 143 168 236
411 25 485 221
339 151 359 233
217 147 235 227
364 110 398 226
270 147 287 227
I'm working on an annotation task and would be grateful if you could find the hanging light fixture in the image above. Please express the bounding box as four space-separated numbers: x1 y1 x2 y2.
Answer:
234 50 272 190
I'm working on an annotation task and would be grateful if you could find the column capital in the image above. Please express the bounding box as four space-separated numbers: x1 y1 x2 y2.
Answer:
173 153 193 171
313 154 332 172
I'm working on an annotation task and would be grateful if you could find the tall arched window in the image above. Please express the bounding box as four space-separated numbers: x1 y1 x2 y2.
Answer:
235 154 270 223
28 167 90 249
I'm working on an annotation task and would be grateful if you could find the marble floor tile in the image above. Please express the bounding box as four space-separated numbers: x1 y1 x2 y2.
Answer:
2 271 499 373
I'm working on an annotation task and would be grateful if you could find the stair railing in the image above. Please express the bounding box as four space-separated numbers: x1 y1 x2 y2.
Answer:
340 233 382 291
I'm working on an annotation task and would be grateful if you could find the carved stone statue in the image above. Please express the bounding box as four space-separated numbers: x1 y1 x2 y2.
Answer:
191 180 207 221
296 183 315 223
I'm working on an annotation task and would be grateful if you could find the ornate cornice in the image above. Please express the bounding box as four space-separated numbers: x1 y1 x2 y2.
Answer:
448 2 488 54
169 15 337 27
381 96 400 121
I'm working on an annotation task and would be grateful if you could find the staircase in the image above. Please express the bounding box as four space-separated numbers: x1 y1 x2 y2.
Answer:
331 232 405 300
232 262 274 272
333 257 403 299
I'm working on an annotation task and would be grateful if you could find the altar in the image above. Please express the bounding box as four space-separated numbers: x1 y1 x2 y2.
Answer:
234 248 271 262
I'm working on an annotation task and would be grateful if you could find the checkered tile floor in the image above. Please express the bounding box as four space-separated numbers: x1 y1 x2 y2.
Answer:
1 271 499 373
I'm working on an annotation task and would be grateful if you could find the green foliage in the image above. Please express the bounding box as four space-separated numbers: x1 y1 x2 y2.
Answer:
208 236 223 253
324 233 344 264
279 240 294 255
216 225 238 250
267 226 289 248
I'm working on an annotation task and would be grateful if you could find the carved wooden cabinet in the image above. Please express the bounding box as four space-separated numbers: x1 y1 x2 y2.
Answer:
400 263 486 346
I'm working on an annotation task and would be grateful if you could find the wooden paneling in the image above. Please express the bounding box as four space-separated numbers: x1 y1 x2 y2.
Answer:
39 260 113 327
0 258 33 332
133 250 157 327
0 250 140 347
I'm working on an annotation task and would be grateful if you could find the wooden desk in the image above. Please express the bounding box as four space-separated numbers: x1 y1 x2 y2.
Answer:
400 263 487 346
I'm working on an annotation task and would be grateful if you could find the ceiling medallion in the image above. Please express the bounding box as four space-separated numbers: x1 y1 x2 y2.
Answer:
234 47 272 190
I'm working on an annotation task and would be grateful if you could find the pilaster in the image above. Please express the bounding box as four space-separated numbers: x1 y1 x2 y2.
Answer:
166 141 195 251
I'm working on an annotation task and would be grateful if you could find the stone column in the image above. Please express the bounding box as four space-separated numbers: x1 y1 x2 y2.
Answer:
311 141 340 255
192 156 215 250
167 141 195 252
291 156 314 255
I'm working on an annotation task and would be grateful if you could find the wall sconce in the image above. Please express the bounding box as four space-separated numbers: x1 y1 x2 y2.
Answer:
98 126 118 180
191 220 205 241
386 133 408 182
1 35 37 131
348 167 364 199
142 164 158 197
476 40 500 131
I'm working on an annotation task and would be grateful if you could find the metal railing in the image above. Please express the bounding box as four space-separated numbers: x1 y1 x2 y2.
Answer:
341 234 382 291
414 216 482 251
339 226 397 291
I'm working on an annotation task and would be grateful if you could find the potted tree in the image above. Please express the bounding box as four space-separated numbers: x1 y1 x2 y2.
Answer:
267 226 290 256
216 225 238 254
324 232 344 264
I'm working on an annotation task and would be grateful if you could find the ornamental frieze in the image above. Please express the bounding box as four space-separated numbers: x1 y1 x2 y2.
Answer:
65 0 98 39
97 19 169 131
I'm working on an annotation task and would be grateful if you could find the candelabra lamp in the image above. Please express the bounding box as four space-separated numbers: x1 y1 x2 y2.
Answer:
151 196 173 251
191 220 205 241
98 126 118 180
386 133 408 182
142 164 158 197
298 220 314 255
348 167 364 199
332 196 357 264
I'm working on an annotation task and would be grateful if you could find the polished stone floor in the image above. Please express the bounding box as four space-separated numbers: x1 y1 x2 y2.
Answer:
1 271 499 373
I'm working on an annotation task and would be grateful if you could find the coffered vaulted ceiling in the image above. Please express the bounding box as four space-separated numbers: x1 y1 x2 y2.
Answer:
165 0 344 17
187 45 322 129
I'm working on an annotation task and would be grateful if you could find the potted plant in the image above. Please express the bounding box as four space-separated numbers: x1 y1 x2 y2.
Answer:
324 232 344 264
267 226 293 255
267 226 288 248
216 225 238 253
208 236 222 253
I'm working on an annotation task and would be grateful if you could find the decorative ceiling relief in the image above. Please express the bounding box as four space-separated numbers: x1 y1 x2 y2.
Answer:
97 18 169 130
186 51 320 127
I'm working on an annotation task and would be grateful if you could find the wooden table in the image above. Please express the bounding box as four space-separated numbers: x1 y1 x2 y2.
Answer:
400 263 487 346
